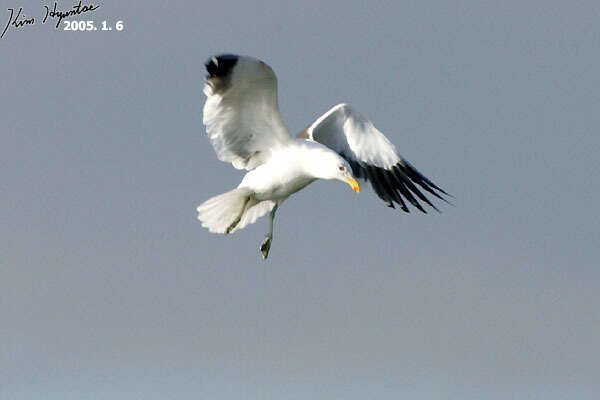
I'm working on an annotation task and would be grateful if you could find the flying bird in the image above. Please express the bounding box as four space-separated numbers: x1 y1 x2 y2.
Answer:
196 54 449 259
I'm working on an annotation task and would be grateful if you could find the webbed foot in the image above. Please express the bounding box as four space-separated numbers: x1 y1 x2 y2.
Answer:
260 234 273 259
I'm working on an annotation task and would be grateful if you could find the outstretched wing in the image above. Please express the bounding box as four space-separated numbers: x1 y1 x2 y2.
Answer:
298 103 449 212
203 54 291 170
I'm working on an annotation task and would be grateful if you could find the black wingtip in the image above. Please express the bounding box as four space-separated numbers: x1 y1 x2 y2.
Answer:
396 159 451 206
400 159 450 196
343 155 450 214
205 54 239 78
390 165 438 213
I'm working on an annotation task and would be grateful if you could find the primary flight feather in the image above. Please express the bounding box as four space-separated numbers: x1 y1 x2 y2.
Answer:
197 54 449 259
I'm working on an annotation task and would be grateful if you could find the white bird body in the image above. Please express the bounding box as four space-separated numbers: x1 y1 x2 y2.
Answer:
239 139 347 201
196 54 448 259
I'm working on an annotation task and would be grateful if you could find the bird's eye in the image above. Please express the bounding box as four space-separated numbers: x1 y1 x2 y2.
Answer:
338 165 345 171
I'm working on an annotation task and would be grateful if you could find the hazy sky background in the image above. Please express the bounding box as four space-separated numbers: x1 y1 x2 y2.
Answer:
2 1 599 399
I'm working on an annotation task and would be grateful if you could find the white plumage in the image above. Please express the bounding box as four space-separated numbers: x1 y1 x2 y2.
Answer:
196 54 448 259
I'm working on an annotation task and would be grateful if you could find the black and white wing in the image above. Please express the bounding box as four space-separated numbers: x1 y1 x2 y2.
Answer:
298 104 449 212
203 54 291 170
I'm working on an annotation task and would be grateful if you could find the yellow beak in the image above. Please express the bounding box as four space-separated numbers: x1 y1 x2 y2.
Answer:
345 176 361 193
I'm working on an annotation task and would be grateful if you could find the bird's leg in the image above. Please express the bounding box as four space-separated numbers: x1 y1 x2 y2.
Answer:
226 197 250 234
260 204 278 259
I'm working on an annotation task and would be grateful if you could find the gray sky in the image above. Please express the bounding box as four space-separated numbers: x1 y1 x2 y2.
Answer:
2 1 599 399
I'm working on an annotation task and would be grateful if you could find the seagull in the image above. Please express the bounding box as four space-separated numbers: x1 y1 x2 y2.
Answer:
196 54 449 259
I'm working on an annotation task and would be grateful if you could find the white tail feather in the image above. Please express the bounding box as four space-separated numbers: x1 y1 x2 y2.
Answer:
196 188 252 234
196 188 274 234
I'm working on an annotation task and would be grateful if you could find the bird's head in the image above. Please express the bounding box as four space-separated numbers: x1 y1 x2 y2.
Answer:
336 161 361 193
310 151 360 193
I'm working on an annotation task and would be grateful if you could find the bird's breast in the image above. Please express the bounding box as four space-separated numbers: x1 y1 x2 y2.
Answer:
239 159 315 201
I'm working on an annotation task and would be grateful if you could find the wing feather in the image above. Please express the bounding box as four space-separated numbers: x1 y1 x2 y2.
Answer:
300 103 449 212
202 55 291 170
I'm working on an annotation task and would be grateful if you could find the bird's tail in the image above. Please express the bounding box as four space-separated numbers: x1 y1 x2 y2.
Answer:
196 188 275 234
